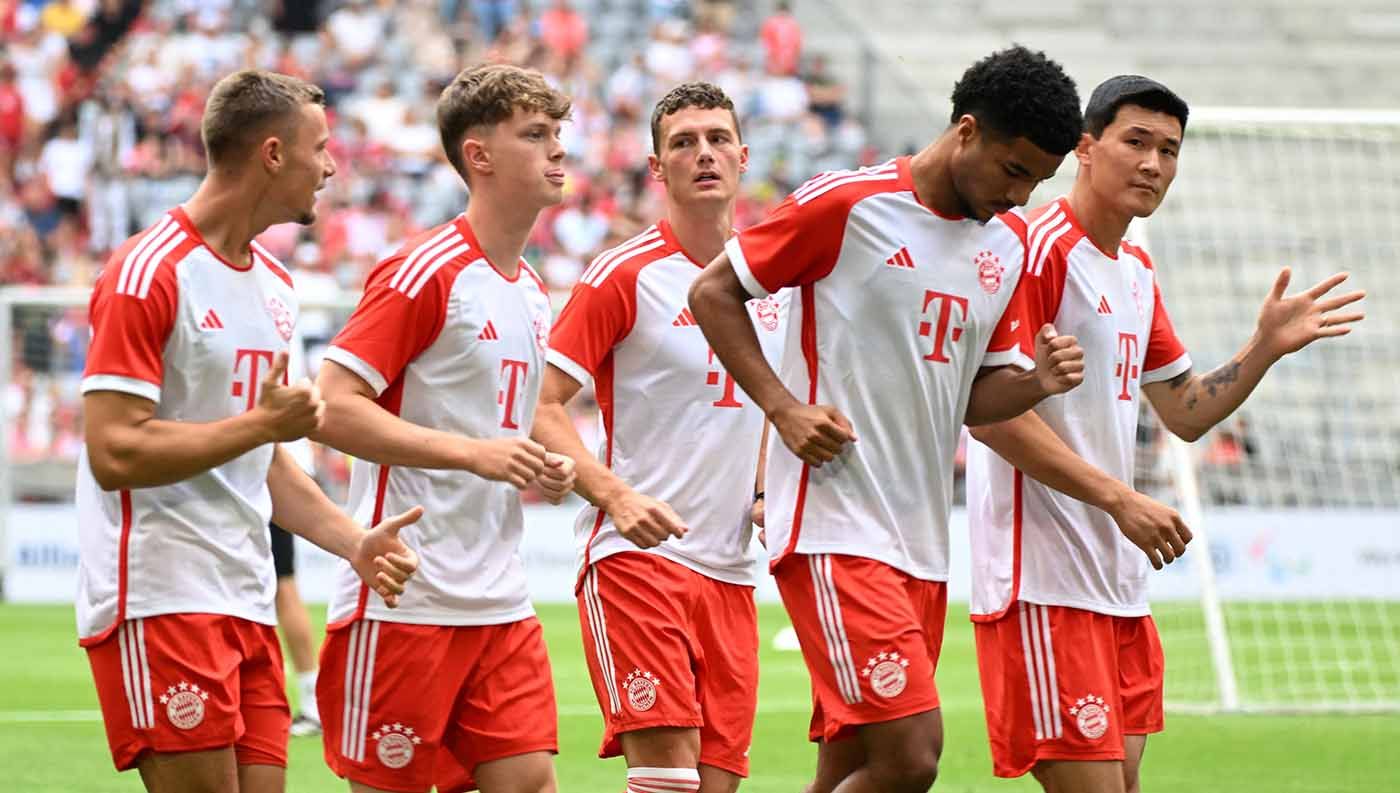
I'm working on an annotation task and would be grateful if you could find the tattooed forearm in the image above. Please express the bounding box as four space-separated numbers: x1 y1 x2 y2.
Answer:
1201 359 1243 398
1166 370 1193 390
1178 358 1243 411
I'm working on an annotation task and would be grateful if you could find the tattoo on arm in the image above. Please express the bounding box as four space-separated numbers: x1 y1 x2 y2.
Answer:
1178 359 1243 412
1167 370 1193 390
1201 359 1243 398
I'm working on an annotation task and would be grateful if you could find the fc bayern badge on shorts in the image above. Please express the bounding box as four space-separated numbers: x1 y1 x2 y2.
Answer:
372 722 421 769
754 296 781 332
1070 694 1111 740
862 650 910 698
159 681 209 730
975 249 1003 295
265 296 294 342
624 668 660 712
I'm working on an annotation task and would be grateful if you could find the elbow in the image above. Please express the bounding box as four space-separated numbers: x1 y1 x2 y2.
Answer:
1172 425 1208 444
686 274 712 315
967 422 997 442
88 451 133 492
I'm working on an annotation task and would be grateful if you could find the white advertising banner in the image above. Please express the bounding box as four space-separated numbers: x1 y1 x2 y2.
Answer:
6 504 1399 605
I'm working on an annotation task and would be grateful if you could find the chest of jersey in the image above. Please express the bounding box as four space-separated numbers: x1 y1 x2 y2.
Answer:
169 256 296 419
1055 243 1157 404
413 262 551 433
626 259 785 409
827 194 1021 371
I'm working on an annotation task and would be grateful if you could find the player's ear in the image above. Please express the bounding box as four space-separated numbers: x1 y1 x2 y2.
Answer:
1074 132 1095 167
955 114 980 147
647 151 664 182
260 135 284 174
462 135 491 178
738 143 749 174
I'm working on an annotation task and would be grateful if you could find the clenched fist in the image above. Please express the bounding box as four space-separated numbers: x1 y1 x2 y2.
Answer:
256 351 325 441
1033 324 1085 396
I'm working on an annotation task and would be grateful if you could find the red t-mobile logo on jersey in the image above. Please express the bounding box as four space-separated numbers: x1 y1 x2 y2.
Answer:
498 358 530 429
920 290 969 363
231 348 280 411
1115 332 1140 401
705 347 743 408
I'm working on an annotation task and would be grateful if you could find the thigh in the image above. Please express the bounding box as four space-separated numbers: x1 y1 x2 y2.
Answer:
137 746 239 793
233 621 290 769
443 618 559 779
317 620 461 792
85 615 245 771
693 578 759 778
577 554 702 758
773 554 939 744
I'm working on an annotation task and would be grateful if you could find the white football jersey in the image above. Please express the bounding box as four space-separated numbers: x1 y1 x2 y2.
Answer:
966 198 1191 618
322 216 552 627
726 157 1035 582
547 220 787 587
76 208 299 643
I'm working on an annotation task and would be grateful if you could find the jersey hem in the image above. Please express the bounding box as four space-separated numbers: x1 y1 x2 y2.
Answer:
81 374 161 403
546 349 593 387
78 604 277 645
322 346 390 396
771 544 948 583
972 594 1152 619
725 237 770 299
325 603 537 629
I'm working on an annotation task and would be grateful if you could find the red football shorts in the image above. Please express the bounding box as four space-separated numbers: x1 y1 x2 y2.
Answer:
772 553 947 743
318 617 557 792
974 601 1165 777
577 551 759 777
84 613 289 771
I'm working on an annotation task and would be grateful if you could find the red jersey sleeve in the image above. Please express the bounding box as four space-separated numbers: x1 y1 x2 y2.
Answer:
1141 278 1191 382
546 270 638 386
81 260 179 403
322 258 450 396
725 186 851 298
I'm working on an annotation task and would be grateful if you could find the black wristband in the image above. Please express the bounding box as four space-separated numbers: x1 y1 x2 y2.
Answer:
754 490 765 501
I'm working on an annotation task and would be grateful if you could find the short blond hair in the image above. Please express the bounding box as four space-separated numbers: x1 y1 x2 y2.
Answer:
436 64 572 178
201 70 325 165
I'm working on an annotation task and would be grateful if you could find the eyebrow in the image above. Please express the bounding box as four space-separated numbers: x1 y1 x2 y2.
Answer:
1127 125 1181 147
1005 161 1032 177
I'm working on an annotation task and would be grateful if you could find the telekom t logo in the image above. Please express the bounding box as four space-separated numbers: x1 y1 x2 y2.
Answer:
1115 332 1140 401
920 290 969 363
231 348 277 412
498 359 530 429
705 348 743 408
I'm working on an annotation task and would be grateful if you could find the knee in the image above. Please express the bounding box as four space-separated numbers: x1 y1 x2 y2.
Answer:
867 749 938 793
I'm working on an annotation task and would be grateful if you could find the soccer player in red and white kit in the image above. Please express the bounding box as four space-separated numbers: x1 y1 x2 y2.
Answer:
310 64 577 793
965 76 1365 793
689 47 1090 793
77 70 421 793
531 83 780 793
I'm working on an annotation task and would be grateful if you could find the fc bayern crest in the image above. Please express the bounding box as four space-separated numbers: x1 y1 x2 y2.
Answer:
862 650 910 699
264 297 294 342
624 668 660 712
533 312 549 351
372 722 422 769
1070 694 1111 740
975 250 1004 295
754 297 780 332
160 681 209 730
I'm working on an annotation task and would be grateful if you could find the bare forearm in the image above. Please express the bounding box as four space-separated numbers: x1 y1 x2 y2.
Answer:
266 445 360 560
689 267 795 418
965 367 1049 426
968 411 1131 513
530 402 629 508
87 407 275 491
313 394 472 470
1152 337 1275 441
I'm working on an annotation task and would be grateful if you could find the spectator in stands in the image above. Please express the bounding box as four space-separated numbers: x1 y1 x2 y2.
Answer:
539 0 588 61
804 53 846 129
760 0 802 76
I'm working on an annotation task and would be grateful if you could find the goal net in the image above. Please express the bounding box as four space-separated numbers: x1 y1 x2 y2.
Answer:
1131 109 1400 713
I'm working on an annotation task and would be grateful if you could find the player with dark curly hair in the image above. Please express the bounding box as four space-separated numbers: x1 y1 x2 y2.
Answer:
689 46 1087 792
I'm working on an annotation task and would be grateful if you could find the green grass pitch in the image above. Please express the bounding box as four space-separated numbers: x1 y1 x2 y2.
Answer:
1 602 1396 792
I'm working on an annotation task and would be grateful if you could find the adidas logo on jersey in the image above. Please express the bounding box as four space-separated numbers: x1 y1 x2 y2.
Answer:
478 320 500 341
672 308 698 327
885 246 915 269
199 309 224 330
1097 296 1113 315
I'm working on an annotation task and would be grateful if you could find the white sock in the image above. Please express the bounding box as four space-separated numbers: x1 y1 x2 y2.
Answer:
625 766 700 793
297 670 319 721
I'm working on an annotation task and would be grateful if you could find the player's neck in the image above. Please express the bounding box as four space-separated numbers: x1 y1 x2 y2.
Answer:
1067 182 1133 255
464 192 542 278
909 137 965 219
664 201 733 267
182 176 274 267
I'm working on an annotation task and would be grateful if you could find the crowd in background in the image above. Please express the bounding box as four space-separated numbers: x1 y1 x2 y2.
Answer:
3 0 880 498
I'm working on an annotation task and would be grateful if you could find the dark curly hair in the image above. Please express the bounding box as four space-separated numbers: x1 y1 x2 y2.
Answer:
650 81 741 154
949 45 1082 156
